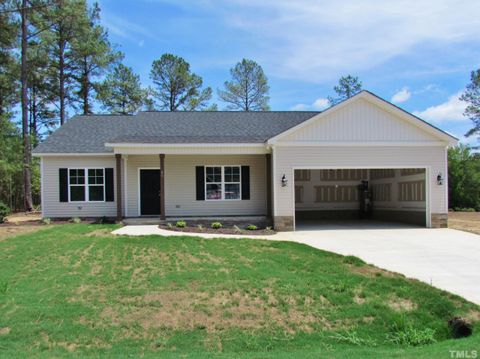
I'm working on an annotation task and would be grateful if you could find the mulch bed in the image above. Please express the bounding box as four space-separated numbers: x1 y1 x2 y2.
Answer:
158 225 276 236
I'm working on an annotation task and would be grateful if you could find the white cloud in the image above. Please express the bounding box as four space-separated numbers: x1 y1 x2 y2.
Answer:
391 87 411 103
413 92 467 123
312 98 330 110
174 0 480 82
103 14 153 42
291 97 330 111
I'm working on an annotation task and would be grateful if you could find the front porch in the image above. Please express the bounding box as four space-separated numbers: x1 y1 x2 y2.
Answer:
113 150 273 223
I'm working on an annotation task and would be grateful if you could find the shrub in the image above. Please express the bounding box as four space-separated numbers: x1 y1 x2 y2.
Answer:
176 220 187 228
211 222 222 229
453 207 476 212
448 317 473 338
69 217 82 224
0 202 11 224
386 323 436 346
246 224 258 231
41 217 51 225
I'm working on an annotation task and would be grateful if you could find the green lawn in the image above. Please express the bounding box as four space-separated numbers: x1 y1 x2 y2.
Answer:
0 224 479 358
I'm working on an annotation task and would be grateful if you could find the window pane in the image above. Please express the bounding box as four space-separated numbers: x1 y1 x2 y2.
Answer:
88 169 104 185
89 186 104 201
69 169 85 185
225 183 240 200
206 167 221 182
225 166 240 182
70 186 85 201
206 183 222 200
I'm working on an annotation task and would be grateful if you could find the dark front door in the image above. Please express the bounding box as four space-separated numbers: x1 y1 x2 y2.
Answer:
140 169 160 215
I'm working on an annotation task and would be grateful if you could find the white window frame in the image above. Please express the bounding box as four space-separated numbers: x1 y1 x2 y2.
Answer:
68 167 106 203
205 165 242 201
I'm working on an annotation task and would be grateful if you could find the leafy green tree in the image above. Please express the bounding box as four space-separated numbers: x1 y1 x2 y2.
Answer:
150 53 212 111
328 75 362 105
448 145 480 210
96 64 147 115
218 58 269 111
71 2 121 115
460 69 480 141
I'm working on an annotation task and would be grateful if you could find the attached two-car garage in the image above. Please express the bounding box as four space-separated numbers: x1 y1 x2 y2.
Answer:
294 168 427 227
269 91 455 231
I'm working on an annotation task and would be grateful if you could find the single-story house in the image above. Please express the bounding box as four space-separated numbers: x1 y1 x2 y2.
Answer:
33 91 458 230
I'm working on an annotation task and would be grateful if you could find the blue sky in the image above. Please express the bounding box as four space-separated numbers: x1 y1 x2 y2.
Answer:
97 0 480 145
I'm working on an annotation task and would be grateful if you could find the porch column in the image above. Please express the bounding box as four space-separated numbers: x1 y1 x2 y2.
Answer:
115 154 122 221
266 154 272 218
159 154 166 220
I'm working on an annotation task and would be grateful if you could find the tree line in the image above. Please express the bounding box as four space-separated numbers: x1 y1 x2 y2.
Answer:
0 0 274 212
0 0 478 214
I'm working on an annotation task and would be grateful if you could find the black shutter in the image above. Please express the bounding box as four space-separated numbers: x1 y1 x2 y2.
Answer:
105 168 114 202
59 168 68 202
241 166 250 200
196 166 205 200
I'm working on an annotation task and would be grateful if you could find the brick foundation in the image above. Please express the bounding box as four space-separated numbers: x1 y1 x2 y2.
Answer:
431 213 448 228
274 216 294 231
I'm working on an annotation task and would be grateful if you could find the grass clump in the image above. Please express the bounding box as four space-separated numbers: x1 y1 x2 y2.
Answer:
331 330 377 347
69 217 82 224
40 217 51 225
386 322 437 346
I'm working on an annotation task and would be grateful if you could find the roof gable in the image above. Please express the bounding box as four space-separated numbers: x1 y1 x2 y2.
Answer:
268 91 458 146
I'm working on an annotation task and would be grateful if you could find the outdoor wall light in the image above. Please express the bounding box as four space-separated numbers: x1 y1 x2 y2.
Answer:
437 173 444 185
281 174 288 187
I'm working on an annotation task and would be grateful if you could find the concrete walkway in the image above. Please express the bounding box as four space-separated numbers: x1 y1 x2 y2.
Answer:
112 224 480 304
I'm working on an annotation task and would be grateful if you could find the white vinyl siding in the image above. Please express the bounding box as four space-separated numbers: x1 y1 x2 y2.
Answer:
125 154 267 217
41 156 118 218
280 98 442 143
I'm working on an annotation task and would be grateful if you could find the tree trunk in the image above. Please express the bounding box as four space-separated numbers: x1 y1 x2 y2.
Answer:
59 39 65 125
82 57 89 114
21 0 33 212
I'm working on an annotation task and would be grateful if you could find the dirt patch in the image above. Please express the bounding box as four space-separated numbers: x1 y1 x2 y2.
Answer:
159 225 276 236
0 225 45 241
465 309 480 322
4 212 41 224
449 212 480 235
349 264 400 278
0 327 10 335
85 229 116 238
387 296 417 312
91 289 328 334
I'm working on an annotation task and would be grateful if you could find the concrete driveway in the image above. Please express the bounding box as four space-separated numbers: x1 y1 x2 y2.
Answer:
275 221 480 304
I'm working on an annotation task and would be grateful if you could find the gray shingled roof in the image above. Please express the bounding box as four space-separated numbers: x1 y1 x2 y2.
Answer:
33 111 319 154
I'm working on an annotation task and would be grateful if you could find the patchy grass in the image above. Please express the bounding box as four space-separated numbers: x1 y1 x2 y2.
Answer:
0 224 479 358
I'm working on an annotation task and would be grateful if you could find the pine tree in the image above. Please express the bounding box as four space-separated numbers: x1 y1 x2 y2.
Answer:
218 59 270 111
460 69 480 141
150 53 212 111
96 64 147 115
328 75 362 105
